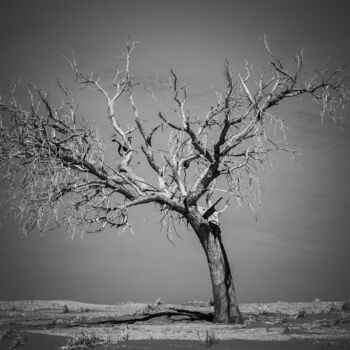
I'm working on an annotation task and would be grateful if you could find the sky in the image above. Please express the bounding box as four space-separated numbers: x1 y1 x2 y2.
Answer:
0 0 350 305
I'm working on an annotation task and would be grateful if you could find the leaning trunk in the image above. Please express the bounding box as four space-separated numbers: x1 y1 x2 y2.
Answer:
192 219 243 323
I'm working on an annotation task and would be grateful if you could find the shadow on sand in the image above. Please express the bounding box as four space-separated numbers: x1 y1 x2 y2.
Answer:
82 307 213 326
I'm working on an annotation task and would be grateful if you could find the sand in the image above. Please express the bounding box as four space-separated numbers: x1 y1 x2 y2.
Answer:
0 300 349 349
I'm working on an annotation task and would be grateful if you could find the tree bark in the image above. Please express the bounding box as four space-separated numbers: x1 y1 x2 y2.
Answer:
190 214 243 323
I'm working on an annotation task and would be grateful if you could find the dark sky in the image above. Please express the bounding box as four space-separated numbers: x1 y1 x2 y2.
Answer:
0 0 350 304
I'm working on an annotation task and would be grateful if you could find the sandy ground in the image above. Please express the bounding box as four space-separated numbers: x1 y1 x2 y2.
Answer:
0 300 349 349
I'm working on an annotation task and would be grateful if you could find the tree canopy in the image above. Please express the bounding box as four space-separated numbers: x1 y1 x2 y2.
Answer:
0 38 348 238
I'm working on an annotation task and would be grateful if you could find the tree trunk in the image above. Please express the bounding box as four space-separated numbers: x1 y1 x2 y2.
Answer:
191 215 243 323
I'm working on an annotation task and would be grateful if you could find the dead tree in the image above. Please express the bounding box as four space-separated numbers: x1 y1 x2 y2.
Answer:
0 38 348 323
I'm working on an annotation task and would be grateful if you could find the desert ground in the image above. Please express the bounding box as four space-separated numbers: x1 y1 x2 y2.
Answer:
0 299 349 349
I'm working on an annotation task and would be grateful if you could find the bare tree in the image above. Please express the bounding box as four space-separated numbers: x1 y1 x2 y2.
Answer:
0 38 348 323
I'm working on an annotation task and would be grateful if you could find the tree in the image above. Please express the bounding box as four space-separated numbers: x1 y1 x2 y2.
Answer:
0 38 348 323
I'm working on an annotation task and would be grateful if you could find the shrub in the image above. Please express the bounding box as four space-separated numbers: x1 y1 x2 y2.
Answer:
297 310 308 319
154 298 162 306
342 300 350 311
65 332 107 349
63 304 70 314
330 302 339 313
118 326 130 343
198 329 218 348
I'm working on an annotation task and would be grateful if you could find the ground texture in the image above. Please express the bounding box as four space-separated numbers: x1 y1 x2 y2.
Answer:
0 300 349 349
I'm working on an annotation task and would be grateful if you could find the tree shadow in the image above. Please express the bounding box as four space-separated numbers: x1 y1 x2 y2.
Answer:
66 307 213 327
